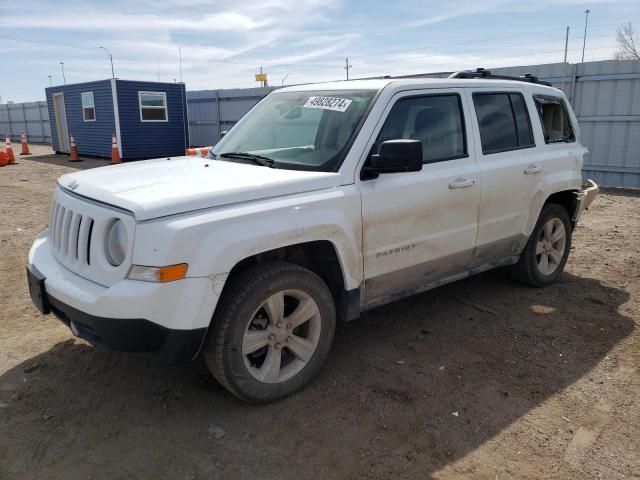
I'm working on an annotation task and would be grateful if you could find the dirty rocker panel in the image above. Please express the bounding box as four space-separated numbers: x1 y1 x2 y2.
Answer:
363 239 524 310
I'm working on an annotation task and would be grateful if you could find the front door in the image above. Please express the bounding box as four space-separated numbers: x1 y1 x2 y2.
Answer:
53 93 70 153
358 89 481 307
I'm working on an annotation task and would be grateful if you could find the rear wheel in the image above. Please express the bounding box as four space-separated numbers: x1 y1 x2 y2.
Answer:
203 261 336 403
511 203 572 287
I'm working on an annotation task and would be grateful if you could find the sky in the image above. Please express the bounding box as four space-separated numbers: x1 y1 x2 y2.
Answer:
1 0 639 102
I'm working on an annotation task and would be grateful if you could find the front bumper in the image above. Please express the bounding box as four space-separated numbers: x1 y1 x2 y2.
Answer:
27 230 218 364
573 179 599 224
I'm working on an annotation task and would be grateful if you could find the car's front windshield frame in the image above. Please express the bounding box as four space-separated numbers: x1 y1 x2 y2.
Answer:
210 88 381 173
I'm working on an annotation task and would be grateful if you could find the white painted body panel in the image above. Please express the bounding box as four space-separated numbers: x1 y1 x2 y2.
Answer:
28 77 594 335
57 156 342 221
28 230 218 330
357 88 481 303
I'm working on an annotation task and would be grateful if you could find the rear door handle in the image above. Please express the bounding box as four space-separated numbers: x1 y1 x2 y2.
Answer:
524 165 543 174
448 178 475 189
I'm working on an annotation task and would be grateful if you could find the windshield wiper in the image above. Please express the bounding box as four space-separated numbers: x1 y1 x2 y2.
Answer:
219 152 277 168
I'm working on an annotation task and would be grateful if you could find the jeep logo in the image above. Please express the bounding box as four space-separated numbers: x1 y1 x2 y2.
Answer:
67 180 79 191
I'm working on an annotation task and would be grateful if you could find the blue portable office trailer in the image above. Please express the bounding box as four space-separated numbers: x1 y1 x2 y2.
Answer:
45 79 188 160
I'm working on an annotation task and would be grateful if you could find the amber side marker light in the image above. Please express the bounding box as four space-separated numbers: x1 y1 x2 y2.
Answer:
128 263 189 283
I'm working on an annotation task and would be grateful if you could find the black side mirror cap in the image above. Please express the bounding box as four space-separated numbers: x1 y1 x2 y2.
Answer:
362 139 423 179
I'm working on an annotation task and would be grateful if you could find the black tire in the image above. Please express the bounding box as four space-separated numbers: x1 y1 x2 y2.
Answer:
510 203 573 287
202 261 336 403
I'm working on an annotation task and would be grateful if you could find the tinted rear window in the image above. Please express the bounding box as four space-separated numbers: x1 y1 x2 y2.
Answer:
473 93 534 154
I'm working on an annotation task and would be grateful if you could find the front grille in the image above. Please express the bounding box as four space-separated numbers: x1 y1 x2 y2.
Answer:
47 186 134 287
49 199 94 266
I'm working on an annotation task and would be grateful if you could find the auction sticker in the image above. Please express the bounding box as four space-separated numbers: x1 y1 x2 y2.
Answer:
303 96 352 112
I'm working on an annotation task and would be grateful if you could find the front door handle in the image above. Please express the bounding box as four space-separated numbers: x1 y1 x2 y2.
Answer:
524 164 543 174
449 178 475 189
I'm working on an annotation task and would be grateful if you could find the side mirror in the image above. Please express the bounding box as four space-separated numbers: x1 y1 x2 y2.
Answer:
220 130 228 138
362 139 423 179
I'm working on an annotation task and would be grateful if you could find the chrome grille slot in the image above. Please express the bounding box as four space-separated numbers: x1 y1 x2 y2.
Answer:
69 213 82 259
48 198 94 267
86 219 94 265
61 210 73 255
55 206 66 251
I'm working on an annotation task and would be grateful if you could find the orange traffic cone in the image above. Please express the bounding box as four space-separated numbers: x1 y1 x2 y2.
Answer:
69 134 80 162
20 132 31 155
5 135 16 164
186 146 212 157
111 133 121 164
0 151 8 167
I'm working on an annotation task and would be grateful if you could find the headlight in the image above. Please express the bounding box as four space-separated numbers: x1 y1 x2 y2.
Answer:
105 219 128 266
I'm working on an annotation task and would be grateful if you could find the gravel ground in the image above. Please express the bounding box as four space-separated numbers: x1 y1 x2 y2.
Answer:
0 145 639 480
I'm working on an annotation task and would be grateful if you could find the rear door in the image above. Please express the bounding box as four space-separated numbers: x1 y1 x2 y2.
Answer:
466 88 545 264
358 89 481 306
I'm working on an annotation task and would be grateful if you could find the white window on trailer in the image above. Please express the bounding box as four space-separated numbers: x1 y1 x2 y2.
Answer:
82 92 96 121
139 92 168 122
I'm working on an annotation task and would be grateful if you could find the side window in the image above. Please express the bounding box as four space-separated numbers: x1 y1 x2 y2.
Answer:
374 94 466 163
534 96 575 143
473 92 534 154
139 92 168 122
81 92 95 122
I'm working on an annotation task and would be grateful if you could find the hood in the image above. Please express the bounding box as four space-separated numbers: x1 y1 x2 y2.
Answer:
58 156 342 220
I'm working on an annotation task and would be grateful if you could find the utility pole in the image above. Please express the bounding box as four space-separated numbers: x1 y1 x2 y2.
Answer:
60 62 66 84
581 9 591 63
344 57 352 80
563 26 570 62
179 47 183 83
48 75 53 86
99 47 115 78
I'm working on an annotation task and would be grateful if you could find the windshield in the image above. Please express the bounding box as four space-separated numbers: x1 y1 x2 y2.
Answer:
211 89 377 171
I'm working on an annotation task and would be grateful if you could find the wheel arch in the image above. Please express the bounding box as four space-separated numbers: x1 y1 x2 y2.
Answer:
545 189 580 227
220 240 360 323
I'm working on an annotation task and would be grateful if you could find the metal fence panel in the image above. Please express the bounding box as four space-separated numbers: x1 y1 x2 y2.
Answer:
0 101 50 143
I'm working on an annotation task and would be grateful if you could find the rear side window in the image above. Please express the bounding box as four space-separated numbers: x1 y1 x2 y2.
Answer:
375 94 467 164
473 93 534 154
534 96 575 143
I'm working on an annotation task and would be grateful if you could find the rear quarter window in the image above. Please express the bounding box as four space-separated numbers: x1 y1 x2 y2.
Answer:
534 96 575 143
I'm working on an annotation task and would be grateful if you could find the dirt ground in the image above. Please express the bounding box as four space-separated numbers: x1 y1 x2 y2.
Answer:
0 145 639 480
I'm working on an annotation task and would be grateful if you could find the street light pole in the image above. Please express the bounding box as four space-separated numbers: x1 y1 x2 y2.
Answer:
281 73 291 86
99 46 115 78
581 9 591 63
48 75 53 86
60 62 66 84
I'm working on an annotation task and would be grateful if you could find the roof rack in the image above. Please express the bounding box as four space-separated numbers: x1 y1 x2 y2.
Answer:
448 68 552 86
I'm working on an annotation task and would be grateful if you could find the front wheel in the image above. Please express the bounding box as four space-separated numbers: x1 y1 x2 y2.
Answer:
511 203 572 287
202 262 336 403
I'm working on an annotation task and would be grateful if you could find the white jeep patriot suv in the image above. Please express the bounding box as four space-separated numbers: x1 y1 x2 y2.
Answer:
27 70 598 403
